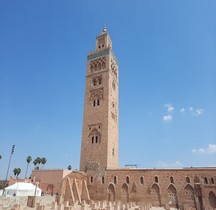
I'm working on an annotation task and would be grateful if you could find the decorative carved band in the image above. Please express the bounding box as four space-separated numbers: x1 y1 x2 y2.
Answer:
90 57 106 73
88 127 101 137
92 75 102 87
111 59 118 79
89 88 104 101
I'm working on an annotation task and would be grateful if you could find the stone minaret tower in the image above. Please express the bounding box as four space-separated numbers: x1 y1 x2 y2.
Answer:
80 27 118 171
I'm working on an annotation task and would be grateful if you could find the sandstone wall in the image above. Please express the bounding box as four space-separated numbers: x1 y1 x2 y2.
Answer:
86 167 216 209
32 170 71 194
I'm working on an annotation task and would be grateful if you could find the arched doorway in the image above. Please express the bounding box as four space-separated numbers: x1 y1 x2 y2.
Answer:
168 185 178 208
151 184 161 207
121 183 129 203
108 184 115 202
131 182 137 201
46 184 54 195
184 184 196 208
209 191 216 208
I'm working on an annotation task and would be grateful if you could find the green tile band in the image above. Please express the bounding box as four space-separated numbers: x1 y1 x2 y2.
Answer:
87 48 110 61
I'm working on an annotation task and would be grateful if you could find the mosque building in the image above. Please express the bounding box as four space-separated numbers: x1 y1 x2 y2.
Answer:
33 27 216 209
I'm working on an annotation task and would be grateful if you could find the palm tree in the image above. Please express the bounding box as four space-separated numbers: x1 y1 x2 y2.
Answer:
33 159 38 170
13 168 18 178
41 157 47 169
36 157 42 169
25 156 32 178
13 168 21 178
16 168 21 178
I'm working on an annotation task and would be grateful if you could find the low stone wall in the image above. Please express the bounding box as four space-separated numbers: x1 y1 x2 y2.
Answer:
0 196 28 209
0 197 164 210
0 197 195 210
37 200 153 210
0 195 55 209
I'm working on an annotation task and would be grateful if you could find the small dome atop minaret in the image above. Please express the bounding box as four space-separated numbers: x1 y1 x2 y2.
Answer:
103 25 107 32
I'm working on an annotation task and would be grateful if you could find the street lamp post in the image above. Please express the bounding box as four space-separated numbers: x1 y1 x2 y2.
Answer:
5 145 15 185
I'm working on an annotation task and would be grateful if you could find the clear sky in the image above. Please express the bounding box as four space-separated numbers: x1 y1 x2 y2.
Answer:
0 0 215 179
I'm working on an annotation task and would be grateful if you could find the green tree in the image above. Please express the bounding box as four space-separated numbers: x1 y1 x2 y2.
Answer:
41 157 47 169
67 165 72 170
13 168 18 178
13 168 21 178
25 156 32 178
33 159 38 170
36 157 42 168
16 168 21 178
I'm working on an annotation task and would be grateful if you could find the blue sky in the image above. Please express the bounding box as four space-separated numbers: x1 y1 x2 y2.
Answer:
0 0 215 179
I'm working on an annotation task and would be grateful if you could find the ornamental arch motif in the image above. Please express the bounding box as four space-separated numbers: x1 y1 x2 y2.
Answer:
92 76 102 87
151 183 161 207
184 184 196 208
88 128 101 144
168 184 178 208
121 183 129 203
89 57 106 73
131 182 137 193
89 88 103 101
209 191 216 208
107 183 115 202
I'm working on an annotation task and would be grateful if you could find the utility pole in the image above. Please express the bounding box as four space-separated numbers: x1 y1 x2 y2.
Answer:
5 145 15 185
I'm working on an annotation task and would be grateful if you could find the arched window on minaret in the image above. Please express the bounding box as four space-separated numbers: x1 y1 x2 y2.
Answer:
98 77 102 85
89 128 101 144
93 79 97 86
